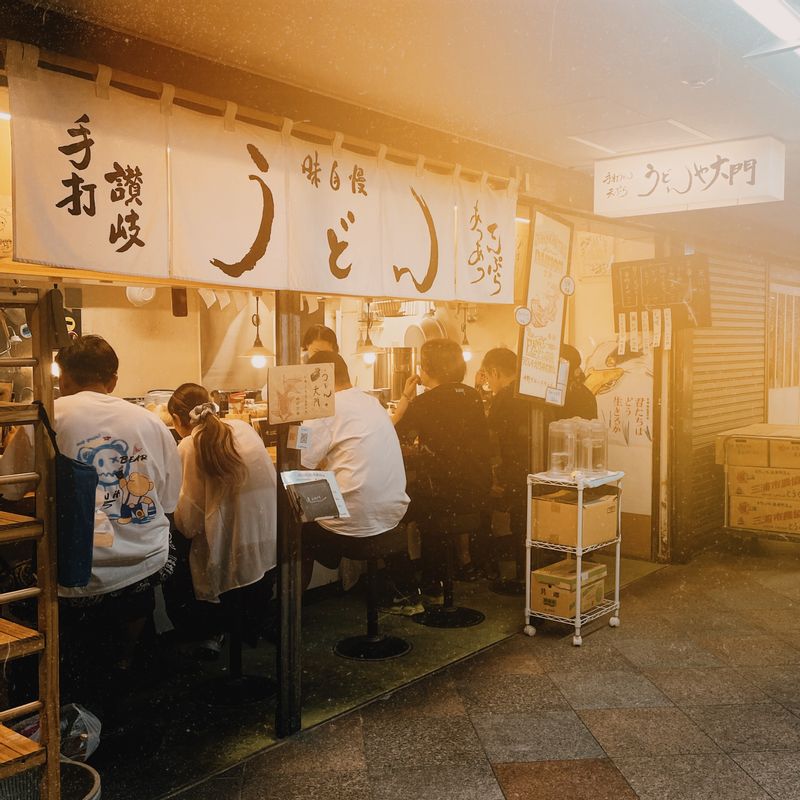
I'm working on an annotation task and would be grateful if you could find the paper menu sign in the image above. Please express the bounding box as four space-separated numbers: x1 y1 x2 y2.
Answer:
617 313 627 356
652 308 662 349
642 310 651 354
663 307 673 351
267 363 334 424
629 311 640 353
280 470 350 522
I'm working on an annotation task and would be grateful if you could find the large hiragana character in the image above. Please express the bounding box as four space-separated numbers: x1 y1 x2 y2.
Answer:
210 144 275 278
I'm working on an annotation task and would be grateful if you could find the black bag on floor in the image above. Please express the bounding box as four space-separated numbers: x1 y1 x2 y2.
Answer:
37 402 99 588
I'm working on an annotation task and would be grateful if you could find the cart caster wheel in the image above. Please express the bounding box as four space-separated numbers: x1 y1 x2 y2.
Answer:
572 635 582 647
609 616 620 627
524 625 536 637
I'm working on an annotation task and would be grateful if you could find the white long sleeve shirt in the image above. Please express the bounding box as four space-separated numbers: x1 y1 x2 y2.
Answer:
175 419 277 602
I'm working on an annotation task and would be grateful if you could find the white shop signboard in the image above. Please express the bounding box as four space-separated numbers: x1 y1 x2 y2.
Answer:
6 53 517 304
594 136 785 217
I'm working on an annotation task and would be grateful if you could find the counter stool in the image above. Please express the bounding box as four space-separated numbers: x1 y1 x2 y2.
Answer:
204 578 276 706
332 524 412 661
413 511 485 629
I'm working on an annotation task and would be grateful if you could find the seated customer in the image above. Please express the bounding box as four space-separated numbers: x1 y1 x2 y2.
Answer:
394 338 492 586
168 384 278 653
481 347 530 581
54 336 182 707
300 352 409 585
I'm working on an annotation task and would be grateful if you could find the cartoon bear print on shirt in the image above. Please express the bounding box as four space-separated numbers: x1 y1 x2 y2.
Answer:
77 436 155 523
118 472 157 525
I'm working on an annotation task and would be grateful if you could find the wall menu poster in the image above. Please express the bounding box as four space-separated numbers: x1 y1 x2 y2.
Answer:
611 254 711 330
516 210 573 401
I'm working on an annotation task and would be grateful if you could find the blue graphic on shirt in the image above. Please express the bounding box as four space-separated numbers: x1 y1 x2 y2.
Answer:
76 435 156 525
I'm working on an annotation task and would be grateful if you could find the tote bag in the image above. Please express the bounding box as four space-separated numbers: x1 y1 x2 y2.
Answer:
37 403 99 588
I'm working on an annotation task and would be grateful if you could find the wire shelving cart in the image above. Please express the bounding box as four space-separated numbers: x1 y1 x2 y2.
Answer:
524 470 624 646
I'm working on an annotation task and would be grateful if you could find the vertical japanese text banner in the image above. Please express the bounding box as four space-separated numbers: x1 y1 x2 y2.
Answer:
381 162 456 301
287 138 380 297
169 106 289 289
8 67 169 277
455 178 516 304
517 211 573 400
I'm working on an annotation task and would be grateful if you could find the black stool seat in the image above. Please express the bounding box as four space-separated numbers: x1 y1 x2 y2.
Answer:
333 525 412 661
414 511 485 629
202 577 276 706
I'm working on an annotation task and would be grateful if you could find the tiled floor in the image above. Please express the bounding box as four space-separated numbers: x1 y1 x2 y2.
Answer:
170 541 800 800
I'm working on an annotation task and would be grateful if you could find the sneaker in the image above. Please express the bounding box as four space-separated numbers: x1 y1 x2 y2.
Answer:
195 633 224 661
379 588 425 616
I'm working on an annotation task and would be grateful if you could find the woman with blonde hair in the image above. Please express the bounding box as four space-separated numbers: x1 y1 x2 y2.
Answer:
167 383 277 654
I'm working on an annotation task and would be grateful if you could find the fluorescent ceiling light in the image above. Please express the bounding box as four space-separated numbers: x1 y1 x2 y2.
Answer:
733 0 800 43
567 135 618 155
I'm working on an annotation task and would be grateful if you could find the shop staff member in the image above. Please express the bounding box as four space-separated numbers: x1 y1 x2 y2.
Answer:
54 335 182 701
300 351 409 583
481 347 529 581
302 324 339 360
559 344 598 420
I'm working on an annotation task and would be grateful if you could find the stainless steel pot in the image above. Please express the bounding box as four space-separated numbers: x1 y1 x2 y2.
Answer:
373 347 417 402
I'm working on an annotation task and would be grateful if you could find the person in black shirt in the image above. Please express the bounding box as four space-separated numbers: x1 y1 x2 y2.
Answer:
558 344 598 420
481 348 530 586
394 338 491 590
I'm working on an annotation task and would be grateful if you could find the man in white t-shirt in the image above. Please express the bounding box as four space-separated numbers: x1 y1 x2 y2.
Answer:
53 335 182 701
300 352 409 582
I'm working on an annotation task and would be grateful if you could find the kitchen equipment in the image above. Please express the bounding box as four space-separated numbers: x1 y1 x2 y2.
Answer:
374 347 417 402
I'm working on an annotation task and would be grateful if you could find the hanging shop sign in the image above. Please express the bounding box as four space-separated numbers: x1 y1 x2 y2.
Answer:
170 105 290 289
7 63 170 278
455 176 516 304
594 136 785 217
516 210 573 401
7 59 516 303
287 136 381 297
381 160 456 301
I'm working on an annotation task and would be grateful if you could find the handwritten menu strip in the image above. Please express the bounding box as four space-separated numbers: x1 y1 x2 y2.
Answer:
611 254 711 332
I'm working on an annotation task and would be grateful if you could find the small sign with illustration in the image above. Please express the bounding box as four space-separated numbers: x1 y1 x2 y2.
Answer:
267 363 334 424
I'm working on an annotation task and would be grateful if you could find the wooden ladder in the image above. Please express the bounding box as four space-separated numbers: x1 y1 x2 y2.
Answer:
0 287 60 799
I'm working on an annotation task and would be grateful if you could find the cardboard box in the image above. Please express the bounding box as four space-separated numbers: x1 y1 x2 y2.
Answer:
530 559 607 618
729 495 800 534
721 437 770 467
728 466 800 500
531 491 617 547
715 424 800 466
770 439 800 469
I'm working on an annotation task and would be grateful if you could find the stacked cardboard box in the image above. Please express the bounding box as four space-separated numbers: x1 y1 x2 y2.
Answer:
530 559 607 618
717 424 800 534
531 490 618 548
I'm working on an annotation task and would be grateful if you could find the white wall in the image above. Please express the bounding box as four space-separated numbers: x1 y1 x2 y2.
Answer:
79 285 202 397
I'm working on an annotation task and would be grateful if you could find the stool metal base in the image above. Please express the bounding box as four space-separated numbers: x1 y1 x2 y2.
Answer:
490 578 526 596
335 633 412 661
412 605 485 628
202 674 276 706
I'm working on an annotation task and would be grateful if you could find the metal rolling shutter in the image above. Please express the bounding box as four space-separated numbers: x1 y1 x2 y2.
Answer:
672 254 767 562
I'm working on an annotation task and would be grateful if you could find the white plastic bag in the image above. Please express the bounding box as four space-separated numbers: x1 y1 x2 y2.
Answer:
12 703 102 762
